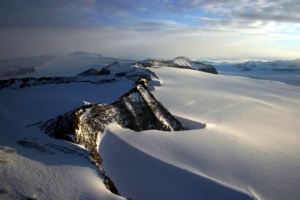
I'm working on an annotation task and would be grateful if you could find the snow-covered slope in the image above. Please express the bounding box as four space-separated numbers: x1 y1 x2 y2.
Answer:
148 68 300 200
1 55 300 200
97 68 300 199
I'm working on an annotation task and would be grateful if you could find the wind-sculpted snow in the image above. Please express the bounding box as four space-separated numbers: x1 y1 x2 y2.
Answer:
40 81 187 195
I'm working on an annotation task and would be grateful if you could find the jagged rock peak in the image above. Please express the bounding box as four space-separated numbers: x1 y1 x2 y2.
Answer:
40 81 187 195
78 68 99 76
41 81 188 143
106 61 120 68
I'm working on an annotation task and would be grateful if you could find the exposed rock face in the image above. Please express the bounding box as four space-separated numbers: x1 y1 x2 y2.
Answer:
42 80 187 144
40 81 187 195
78 68 100 76
0 76 116 90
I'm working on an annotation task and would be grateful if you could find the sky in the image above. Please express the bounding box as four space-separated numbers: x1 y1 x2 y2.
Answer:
0 0 299 60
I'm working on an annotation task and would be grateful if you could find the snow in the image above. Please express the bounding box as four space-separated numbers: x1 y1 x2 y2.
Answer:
100 68 300 200
100 125 252 200
0 121 124 200
0 74 132 199
0 143 121 200
1 55 300 200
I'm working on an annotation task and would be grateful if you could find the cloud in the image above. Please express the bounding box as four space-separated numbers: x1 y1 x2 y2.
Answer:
0 0 299 60
235 0 300 24
0 0 148 28
238 13 300 24
159 0 300 24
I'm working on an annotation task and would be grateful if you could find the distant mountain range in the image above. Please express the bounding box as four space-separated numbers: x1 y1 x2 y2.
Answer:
210 59 300 73
0 52 219 78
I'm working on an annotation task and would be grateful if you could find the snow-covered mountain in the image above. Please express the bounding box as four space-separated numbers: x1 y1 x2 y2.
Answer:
136 56 218 74
0 53 300 200
0 53 219 80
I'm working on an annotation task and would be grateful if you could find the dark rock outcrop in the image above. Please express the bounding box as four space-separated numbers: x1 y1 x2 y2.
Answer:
40 81 187 195
78 68 100 76
0 76 116 89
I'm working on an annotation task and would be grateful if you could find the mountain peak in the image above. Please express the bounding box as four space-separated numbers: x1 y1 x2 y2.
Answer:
172 56 191 67
78 68 99 76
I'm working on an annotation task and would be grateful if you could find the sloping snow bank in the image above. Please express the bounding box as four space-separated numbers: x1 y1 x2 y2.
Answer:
100 124 253 200
152 68 300 200
101 68 300 200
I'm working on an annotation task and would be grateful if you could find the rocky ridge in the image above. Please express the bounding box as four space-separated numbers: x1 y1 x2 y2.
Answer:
40 80 188 195
0 62 158 90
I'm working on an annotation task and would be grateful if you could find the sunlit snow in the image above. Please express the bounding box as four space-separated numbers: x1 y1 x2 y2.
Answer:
1 53 299 200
